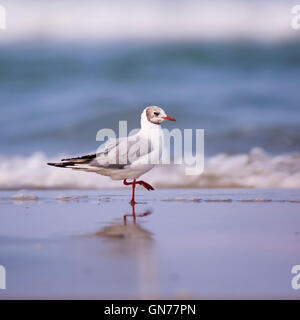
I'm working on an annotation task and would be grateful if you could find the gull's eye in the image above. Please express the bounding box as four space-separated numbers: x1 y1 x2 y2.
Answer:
154 112 159 116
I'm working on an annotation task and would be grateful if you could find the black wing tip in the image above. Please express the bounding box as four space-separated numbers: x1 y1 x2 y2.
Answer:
61 154 96 162
47 162 56 166
47 162 69 167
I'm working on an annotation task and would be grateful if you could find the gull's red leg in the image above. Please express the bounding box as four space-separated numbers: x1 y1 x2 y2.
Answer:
131 179 136 205
123 179 131 186
123 178 137 204
136 180 154 191
123 178 154 204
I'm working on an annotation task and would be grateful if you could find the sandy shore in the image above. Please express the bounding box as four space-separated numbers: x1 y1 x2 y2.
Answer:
1 188 300 299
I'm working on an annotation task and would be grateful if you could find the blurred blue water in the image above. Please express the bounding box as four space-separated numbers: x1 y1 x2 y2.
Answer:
0 40 300 156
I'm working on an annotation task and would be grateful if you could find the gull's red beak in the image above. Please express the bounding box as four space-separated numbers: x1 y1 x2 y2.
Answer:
162 115 176 121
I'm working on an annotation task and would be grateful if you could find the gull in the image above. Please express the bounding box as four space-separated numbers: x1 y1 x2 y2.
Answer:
47 106 176 204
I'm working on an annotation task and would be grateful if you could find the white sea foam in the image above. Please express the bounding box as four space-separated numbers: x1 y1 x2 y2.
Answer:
0 148 299 189
0 0 297 43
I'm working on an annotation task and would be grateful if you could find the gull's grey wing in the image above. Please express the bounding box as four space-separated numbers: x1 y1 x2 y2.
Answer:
48 135 153 170
89 134 153 168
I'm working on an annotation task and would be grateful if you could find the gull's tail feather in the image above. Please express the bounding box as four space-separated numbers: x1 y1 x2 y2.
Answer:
47 153 96 168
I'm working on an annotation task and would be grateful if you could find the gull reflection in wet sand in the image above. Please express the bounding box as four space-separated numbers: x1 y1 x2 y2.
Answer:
95 203 159 299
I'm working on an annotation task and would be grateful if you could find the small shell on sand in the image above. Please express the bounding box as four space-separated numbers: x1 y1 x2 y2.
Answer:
11 192 38 201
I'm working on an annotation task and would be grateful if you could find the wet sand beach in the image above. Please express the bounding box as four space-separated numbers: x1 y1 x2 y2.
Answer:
1 188 300 299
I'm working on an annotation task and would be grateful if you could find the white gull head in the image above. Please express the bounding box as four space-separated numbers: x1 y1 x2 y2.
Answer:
140 106 176 130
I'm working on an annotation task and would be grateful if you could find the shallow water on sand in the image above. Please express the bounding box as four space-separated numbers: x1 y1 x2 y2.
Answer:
1 188 300 299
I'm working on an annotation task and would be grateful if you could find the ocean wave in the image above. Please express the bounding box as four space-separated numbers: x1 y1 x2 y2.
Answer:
1 0 297 43
0 148 299 189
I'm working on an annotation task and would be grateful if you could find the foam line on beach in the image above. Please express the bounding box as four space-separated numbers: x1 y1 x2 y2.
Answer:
0 147 300 189
0 0 297 43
